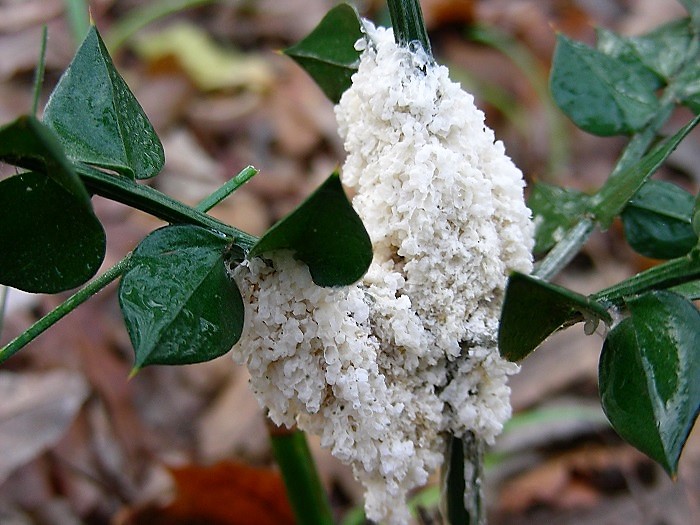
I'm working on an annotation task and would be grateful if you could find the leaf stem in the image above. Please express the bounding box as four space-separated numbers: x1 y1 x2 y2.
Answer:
0 255 132 364
77 164 258 251
267 421 335 525
442 433 484 525
387 0 432 57
0 168 257 363
533 95 679 280
592 248 700 307
31 26 48 117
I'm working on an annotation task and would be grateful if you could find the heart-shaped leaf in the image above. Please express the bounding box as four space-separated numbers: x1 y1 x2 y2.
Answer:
43 25 164 180
0 172 106 293
249 172 372 287
119 225 243 370
599 290 700 476
499 272 612 362
283 3 363 103
0 115 90 206
550 34 660 136
621 179 697 259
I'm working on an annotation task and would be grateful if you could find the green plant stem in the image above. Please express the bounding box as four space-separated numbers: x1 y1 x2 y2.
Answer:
267 421 334 525
533 96 679 280
31 26 48 117
77 164 258 251
195 165 257 212
387 0 432 57
0 286 8 342
0 256 132 364
0 168 256 363
592 248 700 307
442 433 484 525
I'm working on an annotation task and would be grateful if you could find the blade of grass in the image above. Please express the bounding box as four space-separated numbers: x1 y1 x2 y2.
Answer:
31 26 48 116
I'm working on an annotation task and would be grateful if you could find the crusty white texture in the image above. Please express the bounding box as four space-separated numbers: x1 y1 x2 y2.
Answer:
231 22 533 525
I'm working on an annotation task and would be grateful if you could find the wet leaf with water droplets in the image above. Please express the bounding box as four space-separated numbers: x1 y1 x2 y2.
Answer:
599 290 700 476
119 225 243 370
43 25 164 180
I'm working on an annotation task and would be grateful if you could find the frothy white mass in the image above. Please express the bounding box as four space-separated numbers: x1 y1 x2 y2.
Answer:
231 22 534 525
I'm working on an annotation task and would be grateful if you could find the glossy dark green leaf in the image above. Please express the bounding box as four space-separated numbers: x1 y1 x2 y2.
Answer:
621 179 697 259
0 172 106 293
528 182 590 254
250 172 372 287
550 34 660 136
0 115 90 205
43 25 164 180
599 290 700 476
498 272 612 362
283 3 363 103
119 225 243 370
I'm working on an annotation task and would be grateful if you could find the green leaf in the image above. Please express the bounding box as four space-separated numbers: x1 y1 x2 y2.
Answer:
0 115 90 205
43 25 164 180
621 179 697 259
591 115 700 228
550 34 661 136
498 272 612 362
283 3 363 103
250 172 372 287
674 60 700 114
599 290 700 476
528 182 590 254
678 0 700 29
595 28 663 89
599 19 694 81
118 225 243 369
0 172 106 293
669 279 700 300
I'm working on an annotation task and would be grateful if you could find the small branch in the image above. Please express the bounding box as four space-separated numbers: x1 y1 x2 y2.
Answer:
442 433 484 525
267 420 335 525
592 249 700 307
31 26 48 117
387 0 433 57
77 164 258 251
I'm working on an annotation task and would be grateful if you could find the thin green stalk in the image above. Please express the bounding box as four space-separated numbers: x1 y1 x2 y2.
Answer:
533 96 678 280
195 165 257 212
387 0 432 57
267 422 334 525
0 256 132 364
0 168 257 363
31 26 48 117
77 164 258 251
591 248 700 307
442 434 484 525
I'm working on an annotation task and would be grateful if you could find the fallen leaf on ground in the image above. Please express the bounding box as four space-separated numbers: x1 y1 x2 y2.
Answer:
0 369 89 484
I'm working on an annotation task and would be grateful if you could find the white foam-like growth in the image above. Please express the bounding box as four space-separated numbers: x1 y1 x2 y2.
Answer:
231 22 533 525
